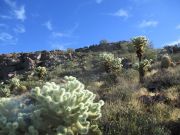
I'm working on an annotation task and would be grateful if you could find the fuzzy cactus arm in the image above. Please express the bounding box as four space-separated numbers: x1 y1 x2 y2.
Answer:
0 76 103 135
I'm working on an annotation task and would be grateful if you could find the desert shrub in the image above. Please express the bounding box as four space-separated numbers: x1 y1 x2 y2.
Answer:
99 52 123 74
144 69 180 91
100 103 170 135
0 76 104 134
161 55 172 69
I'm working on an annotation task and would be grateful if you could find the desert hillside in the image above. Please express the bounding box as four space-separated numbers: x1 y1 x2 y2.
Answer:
0 39 180 135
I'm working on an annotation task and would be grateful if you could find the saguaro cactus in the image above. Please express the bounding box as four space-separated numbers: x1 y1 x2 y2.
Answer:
131 36 148 83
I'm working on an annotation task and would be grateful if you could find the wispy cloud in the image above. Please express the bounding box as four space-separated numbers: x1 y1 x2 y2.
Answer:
48 23 79 50
176 24 180 30
52 32 69 38
43 20 53 31
14 6 26 21
139 20 158 28
3 0 26 21
165 38 180 46
51 23 79 38
0 32 17 45
109 9 129 18
96 0 103 4
0 15 12 19
13 25 26 34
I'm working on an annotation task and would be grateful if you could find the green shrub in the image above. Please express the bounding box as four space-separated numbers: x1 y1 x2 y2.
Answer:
0 76 104 135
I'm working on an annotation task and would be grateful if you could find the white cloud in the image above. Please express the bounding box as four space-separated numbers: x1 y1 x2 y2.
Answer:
52 32 68 38
96 0 103 4
139 20 158 28
0 32 17 45
109 9 129 18
14 6 26 21
0 33 13 41
165 38 180 46
176 24 180 29
13 25 26 33
3 0 26 21
43 21 53 31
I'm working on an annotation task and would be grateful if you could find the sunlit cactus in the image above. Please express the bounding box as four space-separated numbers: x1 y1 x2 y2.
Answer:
131 36 148 61
99 52 123 74
131 36 149 83
35 66 47 79
10 77 20 89
0 76 104 135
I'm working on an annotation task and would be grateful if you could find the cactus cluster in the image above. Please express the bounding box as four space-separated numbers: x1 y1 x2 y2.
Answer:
0 76 104 135
161 54 172 69
99 52 123 73
35 66 47 79
9 77 27 93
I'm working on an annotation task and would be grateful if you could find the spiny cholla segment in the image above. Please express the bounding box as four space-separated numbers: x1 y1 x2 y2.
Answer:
0 76 104 135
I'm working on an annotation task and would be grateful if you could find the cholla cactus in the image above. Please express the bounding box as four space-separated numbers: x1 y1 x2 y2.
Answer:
0 82 10 97
161 54 171 69
9 77 20 90
139 59 152 77
0 76 104 135
10 78 20 88
131 36 148 61
36 66 47 79
99 52 123 73
131 36 149 83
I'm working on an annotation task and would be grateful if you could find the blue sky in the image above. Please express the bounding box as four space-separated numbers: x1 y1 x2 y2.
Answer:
0 0 180 53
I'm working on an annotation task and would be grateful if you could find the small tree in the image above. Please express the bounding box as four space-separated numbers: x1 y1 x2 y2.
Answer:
131 36 148 83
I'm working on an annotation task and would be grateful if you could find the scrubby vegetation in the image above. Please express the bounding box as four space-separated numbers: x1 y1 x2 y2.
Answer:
0 36 180 134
